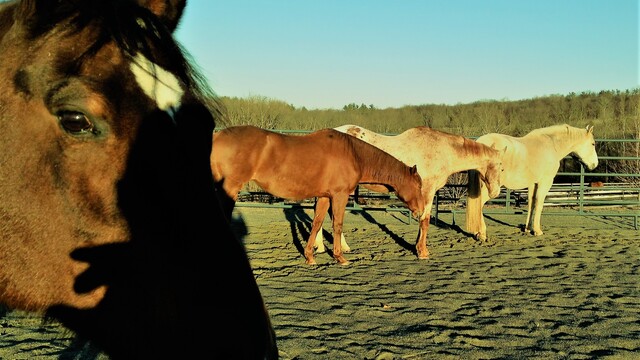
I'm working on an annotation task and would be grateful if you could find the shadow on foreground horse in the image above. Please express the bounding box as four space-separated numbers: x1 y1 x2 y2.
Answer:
317 125 504 259
0 1 276 358
466 124 599 240
210 125 426 265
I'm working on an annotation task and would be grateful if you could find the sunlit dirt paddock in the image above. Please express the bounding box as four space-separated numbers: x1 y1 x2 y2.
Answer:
1 206 638 359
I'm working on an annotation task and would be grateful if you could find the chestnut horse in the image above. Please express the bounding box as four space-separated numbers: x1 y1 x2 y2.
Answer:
0 1 276 358
316 125 504 259
466 124 598 240
211 125 426 265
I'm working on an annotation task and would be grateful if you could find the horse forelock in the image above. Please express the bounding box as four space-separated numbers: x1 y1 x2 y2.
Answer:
13 0 215 112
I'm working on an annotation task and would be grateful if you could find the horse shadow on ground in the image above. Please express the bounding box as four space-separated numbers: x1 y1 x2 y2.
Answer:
483 214 525 233
229 211 249 242
283 205 318 258
281 203 489 258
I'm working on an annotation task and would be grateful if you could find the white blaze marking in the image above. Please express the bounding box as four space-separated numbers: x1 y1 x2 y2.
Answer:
130 53 184 114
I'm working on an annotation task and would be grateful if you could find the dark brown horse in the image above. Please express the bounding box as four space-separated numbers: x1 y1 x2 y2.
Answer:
211 125 426 265
0 0 276 358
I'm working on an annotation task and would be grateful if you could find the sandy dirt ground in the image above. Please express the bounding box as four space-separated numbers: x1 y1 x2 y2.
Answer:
1 204 639 359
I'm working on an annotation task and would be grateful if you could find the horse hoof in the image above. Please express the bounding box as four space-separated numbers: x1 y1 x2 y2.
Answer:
305 258 317 265
339 260 351 266
335 255 350 265
342 247 351 253
417 252 430 260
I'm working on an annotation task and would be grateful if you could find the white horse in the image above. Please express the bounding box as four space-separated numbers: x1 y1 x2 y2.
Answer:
466 124 598 240
314 125 504 259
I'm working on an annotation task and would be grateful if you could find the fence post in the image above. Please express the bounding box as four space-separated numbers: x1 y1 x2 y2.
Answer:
579 164 585 214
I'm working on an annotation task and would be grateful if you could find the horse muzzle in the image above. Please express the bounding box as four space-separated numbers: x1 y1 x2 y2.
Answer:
574 155 598 171
487 186 501 199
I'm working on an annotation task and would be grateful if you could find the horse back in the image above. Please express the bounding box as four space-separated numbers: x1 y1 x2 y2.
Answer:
213 126 361 199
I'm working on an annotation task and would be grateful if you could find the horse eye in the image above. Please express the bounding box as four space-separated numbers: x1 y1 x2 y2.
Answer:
58 110 95 134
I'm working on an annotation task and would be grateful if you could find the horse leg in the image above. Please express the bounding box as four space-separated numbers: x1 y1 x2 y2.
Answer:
415 188 435 259
313 231 325 253
312 198 327 253
313 201 350 253
465 170 490 241
531 180 552 236
476 183 491 241
524 184 537 234
330 195 350 265
304 197 330 265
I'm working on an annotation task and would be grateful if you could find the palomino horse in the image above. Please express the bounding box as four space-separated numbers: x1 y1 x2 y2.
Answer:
210 125 426 265
466 124 598 240
0 1 277 358
315 125 504 259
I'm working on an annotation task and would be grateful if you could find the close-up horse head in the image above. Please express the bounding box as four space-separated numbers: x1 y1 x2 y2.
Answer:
396 164 426 220
0 0 277 358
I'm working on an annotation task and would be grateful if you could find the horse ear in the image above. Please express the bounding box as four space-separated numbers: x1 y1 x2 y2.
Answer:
586 125 594 134
138 0 187 32
410 165 418 175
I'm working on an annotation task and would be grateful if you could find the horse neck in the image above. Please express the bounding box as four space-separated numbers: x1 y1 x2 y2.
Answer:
453 138 496 173
355 141 408 189
541 126 584 159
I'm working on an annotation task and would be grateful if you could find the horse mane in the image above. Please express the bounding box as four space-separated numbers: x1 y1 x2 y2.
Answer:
528 124 574 136
526 124 585 145
339 131 411 186
462 137 496 158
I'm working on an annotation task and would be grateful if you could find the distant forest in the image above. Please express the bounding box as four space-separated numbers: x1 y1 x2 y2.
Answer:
214 88 639 140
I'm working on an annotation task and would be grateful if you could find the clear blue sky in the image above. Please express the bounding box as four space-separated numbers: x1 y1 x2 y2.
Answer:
175 0 639 110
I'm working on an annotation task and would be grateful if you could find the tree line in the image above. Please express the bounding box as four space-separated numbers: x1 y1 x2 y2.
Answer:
215 88 639 140
212 88 640 185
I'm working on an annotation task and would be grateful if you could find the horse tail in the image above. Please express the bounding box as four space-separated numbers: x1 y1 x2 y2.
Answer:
465 169 483 236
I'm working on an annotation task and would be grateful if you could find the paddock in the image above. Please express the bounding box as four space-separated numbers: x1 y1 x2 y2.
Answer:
1 206 638 359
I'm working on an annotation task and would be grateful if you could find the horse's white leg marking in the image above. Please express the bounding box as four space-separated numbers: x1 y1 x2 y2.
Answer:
314 213 350 253
130 53 184 115
340 233 349 252
314 229 326 253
